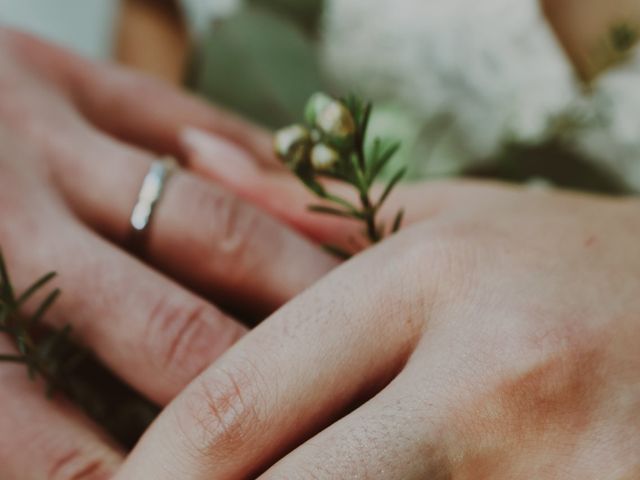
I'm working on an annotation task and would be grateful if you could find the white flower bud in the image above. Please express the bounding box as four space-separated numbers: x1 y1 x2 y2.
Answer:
305 92 334 125
311 143 340 171
316 100 356 142
274 124 310 167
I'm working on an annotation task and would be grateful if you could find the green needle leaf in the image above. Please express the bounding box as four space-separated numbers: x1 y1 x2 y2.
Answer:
358 102 373 143
368 140 401 185
301 176 327 197
324 193 360 214
0 305 8 325
309 205 362 219
392 209 405 234
377 167 407 208
349 155 368 192
0 354 27 364
29 289 61 328
322 244 352 260
0 251 15 302
16 271 57 308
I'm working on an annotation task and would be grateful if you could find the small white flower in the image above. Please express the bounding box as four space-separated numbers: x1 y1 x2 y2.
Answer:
316 101 356 142
274 124 310 167
311 143 340 171
305 92 334 125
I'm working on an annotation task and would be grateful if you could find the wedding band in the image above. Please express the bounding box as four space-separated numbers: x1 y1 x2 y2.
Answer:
130 156 178 243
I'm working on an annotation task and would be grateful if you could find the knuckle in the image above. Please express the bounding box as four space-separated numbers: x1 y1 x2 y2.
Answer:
387 228 476 329
48 448 116 480
144 294 223 376
191 182 263 282
177 360 264 461
461 328 606 445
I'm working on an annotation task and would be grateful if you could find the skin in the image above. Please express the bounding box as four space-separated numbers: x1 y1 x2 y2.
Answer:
542 0 640 80
4 7 640 476
114 130 640 478
0 28 335 479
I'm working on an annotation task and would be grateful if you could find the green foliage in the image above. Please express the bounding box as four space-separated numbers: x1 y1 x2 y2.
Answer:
0 250 158 448
275 94 407 254
188 4 328 129
248 0 324 35
0 251 77 395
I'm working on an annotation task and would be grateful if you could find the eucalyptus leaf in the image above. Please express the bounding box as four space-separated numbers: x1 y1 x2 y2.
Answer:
190 6 328 129
249 0 324 35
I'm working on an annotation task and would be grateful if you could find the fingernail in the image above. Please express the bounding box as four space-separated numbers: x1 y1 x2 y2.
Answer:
180 127 260 184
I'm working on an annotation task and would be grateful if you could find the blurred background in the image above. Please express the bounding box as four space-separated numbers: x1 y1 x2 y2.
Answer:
2 0 640 195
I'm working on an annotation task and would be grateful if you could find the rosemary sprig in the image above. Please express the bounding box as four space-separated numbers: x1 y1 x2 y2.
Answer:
0 249 159 447
274 93 406 257
0 250 81 396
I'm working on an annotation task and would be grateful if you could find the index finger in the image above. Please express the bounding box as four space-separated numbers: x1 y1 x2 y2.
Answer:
115 234 438 479
54 127 338 314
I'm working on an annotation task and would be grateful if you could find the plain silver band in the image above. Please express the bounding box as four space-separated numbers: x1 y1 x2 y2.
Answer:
130 157 178 235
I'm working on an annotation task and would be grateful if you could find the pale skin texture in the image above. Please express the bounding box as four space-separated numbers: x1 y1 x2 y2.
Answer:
0 28 335 479
119 129 640 478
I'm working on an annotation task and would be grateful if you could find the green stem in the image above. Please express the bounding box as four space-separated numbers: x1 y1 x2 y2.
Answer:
354 127 381 244
362 205 380 243
358 170 380 243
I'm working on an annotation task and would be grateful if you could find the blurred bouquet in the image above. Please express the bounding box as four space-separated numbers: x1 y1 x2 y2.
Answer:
189 0 640 194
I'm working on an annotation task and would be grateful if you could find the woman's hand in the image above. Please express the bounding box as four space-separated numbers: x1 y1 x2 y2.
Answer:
0 28 336 479
117 178 640 478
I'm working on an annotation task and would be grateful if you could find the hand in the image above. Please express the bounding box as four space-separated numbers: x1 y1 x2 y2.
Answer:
0 28 335 479
117 178 640 478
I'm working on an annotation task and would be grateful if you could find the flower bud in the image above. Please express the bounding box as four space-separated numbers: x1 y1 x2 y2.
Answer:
316 100 356 144
274 124 311 168
310 143 340 171
305 92 333 125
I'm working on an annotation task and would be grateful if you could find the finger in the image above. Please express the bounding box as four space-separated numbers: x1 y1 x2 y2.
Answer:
77 65 280 167
0 338 123 480
259 386 439 479
115 236 440 479
51 124 337 314
2 203 246 405
180 126 370 247
3 27 277 167
180 127 519 249
258 341 459 479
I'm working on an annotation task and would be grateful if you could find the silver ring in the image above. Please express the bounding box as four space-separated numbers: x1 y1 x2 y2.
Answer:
130 156 178 237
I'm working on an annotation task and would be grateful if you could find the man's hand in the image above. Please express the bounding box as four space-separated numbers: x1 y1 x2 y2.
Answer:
118 179 640 478
0 28 335 479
